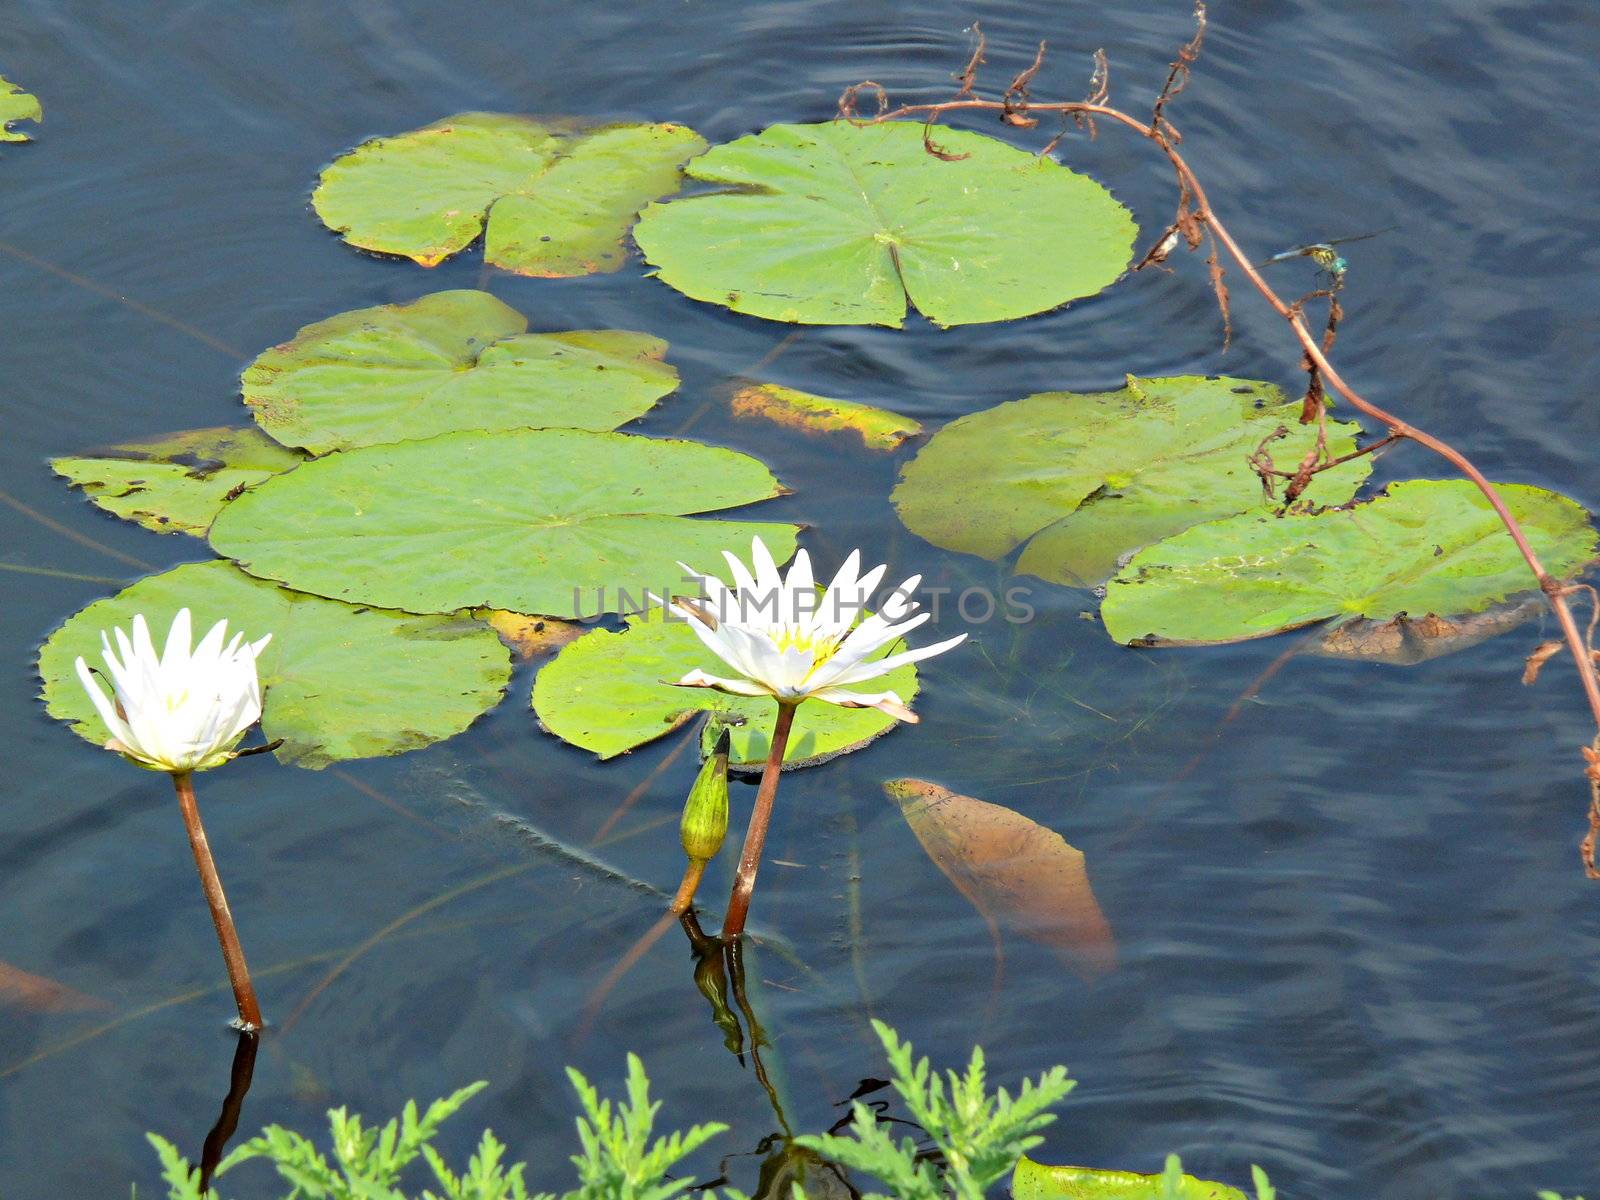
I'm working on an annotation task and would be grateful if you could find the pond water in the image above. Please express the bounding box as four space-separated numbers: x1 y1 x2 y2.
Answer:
3 2 1600 1197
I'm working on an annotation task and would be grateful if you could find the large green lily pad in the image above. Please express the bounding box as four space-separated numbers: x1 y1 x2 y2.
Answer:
532 604 917 768
39 561 511 769
52 426 307 536
1013 1155 1247 1200
312 113 707 275
1 76 40 142
633 120 1136 328
243 290 678 454
893 375 1370 587
1102 479 1598 646
209 428 799 619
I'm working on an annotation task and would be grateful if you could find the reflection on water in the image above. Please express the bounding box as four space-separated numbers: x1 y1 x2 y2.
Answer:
198 1031 258 1191
3 1 1600 1198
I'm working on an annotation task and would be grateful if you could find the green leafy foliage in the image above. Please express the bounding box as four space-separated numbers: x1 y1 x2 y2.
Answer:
0 75 41 142
564 1054 726 1200
243 291 678 454
208 428 799 619
148 1082 525 1200
532 604 917 768
52 425 306 536
147 1059 723 1200
892 375 1369 586
221 1083 499 1198
795 1019 1075 1200
1101 479 1598 646
312 113 706 275
39 560 511 768
633 121 1136 328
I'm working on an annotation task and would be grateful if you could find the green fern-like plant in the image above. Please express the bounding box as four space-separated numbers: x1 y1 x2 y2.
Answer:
145 1056 725 1200
795 1019 1075 1200
564 1053 726 1200
146 1026 1572 1200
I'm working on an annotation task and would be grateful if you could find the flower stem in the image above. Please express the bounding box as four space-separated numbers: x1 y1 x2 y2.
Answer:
721 701 799 939
172 772 263 1031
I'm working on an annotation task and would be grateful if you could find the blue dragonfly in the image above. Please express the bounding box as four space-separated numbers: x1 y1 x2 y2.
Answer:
1257 227 1396 283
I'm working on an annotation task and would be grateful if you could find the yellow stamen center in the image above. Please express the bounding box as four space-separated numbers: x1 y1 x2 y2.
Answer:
770 627 841 669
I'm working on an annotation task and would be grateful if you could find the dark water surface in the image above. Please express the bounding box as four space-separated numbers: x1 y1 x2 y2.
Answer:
4 2 1600 1197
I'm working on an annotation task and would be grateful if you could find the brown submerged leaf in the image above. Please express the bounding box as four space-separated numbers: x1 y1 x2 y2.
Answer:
0 962 108 1014
1311 597 1546 665
884 778 1116 979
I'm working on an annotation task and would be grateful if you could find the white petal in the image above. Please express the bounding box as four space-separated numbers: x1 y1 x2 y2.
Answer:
783 549 815 626
750 536 784 601
75 656 137 751
130 614 158 668
879 576 923 621
827 632 967 687
721 549 760 599
821 549 861 604
854 561 889 604
809 686 919 723
680 601 750 668
674 669 775 698
808 612 932 689
162 609 196 671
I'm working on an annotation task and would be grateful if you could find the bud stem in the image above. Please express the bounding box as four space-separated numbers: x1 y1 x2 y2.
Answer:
172 772 263 1030
722 700 799 938
669 858 707 916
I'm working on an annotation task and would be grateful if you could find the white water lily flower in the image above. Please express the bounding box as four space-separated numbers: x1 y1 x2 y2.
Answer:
667 537 966 722
74 609 272 774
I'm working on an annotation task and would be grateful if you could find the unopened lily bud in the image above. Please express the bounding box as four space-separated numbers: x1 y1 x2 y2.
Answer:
680 727 731 865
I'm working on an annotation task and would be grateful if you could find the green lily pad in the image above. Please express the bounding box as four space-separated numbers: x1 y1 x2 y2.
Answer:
532 604 917 768
1 76 40 143
208 428 799 619
893 375 1370 587
52 426 307 537
312 113 707 275
731 381 922 451
633 120 1136 328
1013 1155 1247 1200
242 290 678 454
1102 479 1598 646
38 561 511 769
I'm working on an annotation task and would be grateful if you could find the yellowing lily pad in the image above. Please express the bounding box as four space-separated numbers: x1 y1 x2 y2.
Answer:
1 76 40 143
532 604 918 768
1013 1155 1247 1200
478 609 585 660
633 120 1136 328
312 113 707 275
208 428 799 619
1102 479 1597 646
894 375 1370 587
731 382 921 451
39 561 511 769
243 291 678 454
52 426 307 537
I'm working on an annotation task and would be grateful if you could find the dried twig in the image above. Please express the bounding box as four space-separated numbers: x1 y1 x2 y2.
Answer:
836 8 1600 869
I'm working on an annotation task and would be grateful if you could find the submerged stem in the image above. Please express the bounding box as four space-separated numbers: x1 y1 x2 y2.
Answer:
172 772 263 1031
722 701 799 938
